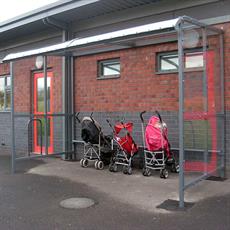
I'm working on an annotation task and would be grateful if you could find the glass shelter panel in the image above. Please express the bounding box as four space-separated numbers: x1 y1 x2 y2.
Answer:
180 21 224 188
13 56 66 159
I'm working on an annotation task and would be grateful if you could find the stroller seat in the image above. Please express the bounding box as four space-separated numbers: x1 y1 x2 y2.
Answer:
107 121 138 175
75 114 113 170
141 112 179 178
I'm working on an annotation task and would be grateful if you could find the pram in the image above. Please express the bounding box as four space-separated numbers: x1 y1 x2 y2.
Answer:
140 111 179 178
75 112 113 170
106 119 138 175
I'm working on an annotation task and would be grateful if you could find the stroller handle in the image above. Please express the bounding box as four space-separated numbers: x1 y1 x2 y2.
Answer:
106 119 111 126
106 119 115 133
90 112 102 132
155 110 162 123
75 112 81 123
140 111 146 123
90 112 95 124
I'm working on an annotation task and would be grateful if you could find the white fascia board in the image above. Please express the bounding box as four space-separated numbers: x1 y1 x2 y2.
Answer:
3 18 179 62
0 0 100 33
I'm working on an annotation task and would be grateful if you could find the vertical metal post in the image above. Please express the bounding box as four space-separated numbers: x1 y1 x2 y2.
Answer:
10 61 16 174
70 56 74 156
178 22 185 208
62 55 66 157
202 28 208 175
220 32 225 178
62 29 68 159
43 56 48 155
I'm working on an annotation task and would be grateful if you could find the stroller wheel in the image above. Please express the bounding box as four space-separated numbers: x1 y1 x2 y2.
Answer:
142 168 151 177
171 164 180 173
109 163 114 172
80 159 84 167
175 164 180 173
113 164 118 172
160 168 169 179
127 167 132 175
97 161 104 170
94 160 99 169
123 166 128 174
109 163 118 172
82 159 89 168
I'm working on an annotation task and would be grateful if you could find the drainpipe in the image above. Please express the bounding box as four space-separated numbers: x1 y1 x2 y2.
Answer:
43 17 73 159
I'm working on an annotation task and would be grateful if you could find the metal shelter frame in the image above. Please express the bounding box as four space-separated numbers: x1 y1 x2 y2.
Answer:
3 16 224 208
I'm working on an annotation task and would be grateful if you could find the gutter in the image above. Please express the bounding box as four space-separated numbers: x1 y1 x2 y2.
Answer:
0 0 99 33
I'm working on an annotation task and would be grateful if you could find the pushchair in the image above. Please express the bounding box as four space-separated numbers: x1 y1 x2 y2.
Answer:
140 111 179 178
75 112 113 170
106 119 138 175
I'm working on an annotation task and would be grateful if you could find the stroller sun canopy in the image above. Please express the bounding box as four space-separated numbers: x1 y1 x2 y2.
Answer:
81 117 101 144
114 122 133 134
114 122 138 155
145 116 170 156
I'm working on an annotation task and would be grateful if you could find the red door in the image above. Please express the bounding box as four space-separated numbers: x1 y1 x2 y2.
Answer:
33 72 54 154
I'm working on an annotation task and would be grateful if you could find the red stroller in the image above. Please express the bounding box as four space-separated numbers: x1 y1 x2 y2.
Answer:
107 119 138 175
140 111 179 178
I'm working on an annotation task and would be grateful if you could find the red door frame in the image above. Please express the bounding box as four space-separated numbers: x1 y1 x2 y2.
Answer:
33 72 54 154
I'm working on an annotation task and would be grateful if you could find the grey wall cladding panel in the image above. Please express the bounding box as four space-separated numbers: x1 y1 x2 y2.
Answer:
0 112 11 154
225 112 230 169
74 111 179 160
53 116 64 153
14 116 30 157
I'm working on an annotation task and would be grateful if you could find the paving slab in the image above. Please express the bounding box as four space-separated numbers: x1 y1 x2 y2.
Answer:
27 157 230 213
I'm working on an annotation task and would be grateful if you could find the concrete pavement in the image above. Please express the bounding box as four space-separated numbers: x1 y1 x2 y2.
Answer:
0 154 229 230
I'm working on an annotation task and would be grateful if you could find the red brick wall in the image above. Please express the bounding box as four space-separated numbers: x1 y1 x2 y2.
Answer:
221 23 230 111
0 22 229 114
74 26 228 113
0 63 10 76
48 56 63 113
0 56 63 113
14 58 35 112
75 43 180 112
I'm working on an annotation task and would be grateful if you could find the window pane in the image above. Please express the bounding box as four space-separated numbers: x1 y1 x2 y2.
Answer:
0 78 5 110
185 52 204 68
36 77 51 112
6 76 11 87
5 90 11 109
103 63 120 75
37 78 44 112
99 59 120 78
160 54 178 71
158 51 204 72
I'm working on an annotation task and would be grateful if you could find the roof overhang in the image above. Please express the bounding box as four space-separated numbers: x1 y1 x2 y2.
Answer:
2 18 179 62
0 0 100 33
3 16 223 62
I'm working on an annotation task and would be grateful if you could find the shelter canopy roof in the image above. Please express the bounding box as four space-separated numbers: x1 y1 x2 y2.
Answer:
3 16 222 62
3 18 180 62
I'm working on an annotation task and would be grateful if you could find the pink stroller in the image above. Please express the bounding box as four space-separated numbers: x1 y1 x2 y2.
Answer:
140 111 179 178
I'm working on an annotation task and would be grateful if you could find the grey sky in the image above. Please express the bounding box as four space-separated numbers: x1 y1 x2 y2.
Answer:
0 0 59 22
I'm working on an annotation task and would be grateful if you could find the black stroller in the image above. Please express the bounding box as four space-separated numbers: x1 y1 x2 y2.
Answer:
75 113 113 170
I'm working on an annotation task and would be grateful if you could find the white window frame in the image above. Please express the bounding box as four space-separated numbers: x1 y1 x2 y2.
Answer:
0 75 11 111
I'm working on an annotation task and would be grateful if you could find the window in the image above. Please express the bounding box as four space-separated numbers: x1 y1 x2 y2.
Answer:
0 76 11 111
98 59 120 79
157 51 204 73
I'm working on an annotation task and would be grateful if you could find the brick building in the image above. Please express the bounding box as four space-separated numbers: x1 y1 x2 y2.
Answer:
0 0 229 176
